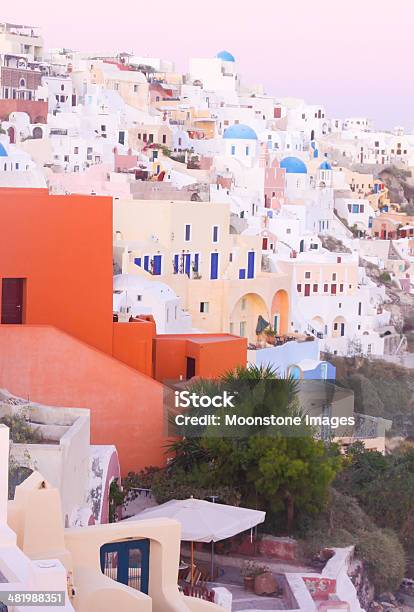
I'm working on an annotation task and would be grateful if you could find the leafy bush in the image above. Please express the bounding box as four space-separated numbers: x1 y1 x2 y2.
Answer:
379 271 392 283
1 410 43 443
296 488 376 559
356 529 406 593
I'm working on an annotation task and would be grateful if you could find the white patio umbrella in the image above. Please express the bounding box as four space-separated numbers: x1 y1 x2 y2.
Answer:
125 498 265 583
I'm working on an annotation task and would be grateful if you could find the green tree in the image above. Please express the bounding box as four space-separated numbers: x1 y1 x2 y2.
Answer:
167 365 342 531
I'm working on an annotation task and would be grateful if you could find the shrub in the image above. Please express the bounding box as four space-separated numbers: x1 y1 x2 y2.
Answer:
356 529 406 594
379 271 391 283
0 410 43 444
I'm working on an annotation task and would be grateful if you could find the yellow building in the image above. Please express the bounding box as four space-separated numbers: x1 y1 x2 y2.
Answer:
113 199 291 343
90 63 149 112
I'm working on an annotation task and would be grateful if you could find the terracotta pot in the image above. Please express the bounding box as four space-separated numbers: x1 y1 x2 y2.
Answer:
243 576 255 592
254 571 278 595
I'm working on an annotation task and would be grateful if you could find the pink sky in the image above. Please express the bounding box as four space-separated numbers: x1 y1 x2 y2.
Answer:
8 0 414 129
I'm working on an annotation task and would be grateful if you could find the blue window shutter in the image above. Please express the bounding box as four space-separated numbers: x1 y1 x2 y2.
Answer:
144 255 150 271
231 145 235 155
153 255 162 275
247 252 255 278
239 269 246 279
185 254 191 277
213 226 218 242
185 225 191 241
194 253 199 272
173 254 179 274
210 253 219 279
134 257 142 267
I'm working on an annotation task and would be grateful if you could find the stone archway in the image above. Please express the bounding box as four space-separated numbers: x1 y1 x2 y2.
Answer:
271 289 289 335
230 292 269 343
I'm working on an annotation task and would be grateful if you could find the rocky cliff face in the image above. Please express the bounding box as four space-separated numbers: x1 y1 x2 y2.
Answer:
379 166 414 211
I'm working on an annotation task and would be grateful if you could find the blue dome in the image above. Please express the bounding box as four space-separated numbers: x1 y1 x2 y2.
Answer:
223 124 257 140
216 50 235 62
319 160 332 170
280 156 307 174
0 143 7 157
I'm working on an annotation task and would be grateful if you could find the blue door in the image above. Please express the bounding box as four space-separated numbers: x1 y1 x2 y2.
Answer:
100 539 150 594
247 252 255 279
143 255 150 272
210 253 219 280
153 255 162 275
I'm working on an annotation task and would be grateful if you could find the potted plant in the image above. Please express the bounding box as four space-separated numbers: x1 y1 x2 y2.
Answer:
240 561 270 592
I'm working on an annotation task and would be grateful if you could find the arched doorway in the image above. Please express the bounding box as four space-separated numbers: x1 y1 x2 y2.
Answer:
271 290 289 336
311 316 325 338
230 293 269 343
332 316 346 337
8 126 15 144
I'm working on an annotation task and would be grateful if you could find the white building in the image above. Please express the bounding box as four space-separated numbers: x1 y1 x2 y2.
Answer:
113 274 192 334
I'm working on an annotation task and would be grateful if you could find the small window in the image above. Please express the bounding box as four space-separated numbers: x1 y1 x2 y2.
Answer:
162 134 167 144
313 284 318 292
137 295 142 302
212 226 219 243
324 283 328 292
297 284 302 292
185 224 191 241
332 273 337 281
231 145 236 155
134 84 139 92
305 272 311 279
200 302 209 313
64 155 69 162
339 283 344 292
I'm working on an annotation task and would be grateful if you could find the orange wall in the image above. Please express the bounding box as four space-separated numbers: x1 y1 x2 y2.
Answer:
0 325 167 474
112 318 156 377
153 334 247 382
0 190 114 354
